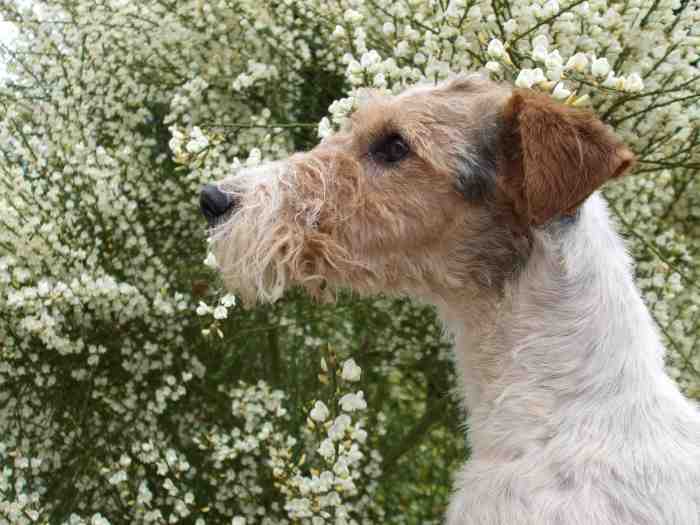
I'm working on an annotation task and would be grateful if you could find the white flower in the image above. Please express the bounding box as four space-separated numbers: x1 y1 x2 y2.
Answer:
185 138 208 154
565 52 589 72
137 481 153 505
195 302 210 316
212 306 227 319
547 66 564 81
333 457 350 478
310 400 330 422
91 514 110 525
503 19 517 34
328 414 352 440
185 126 209 154
168 127 185 154
360 50 381 68
515 68 545 89
531 68 546 84
373 72 387 88
108 470 127 485
347 60 363 75
487 39 506 59
545 50 563 70
37 280 51 296
339 391 367 412
318 438 335 460
220 293 237 307
577 1 590 14
318 117 332 139
532 45 549 62
552 83 572 100
343 9 363 24
602 71 625 89
542 0 560 16
345 9 364 24
532 35 548 50
591 57 611 77
246 148 262 167
203 252 217 269
351 425 368 443
341 359 362 382
163 478 177 495
625 73 644 92
232 518 246 525
331 25 345 39
246 148 262 166
485 61 501 73
395 41 410 57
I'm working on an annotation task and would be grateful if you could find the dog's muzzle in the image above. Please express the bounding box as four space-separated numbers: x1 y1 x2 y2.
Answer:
200 184 237 227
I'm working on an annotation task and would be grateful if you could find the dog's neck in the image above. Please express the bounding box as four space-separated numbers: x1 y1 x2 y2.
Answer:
437 193 692 460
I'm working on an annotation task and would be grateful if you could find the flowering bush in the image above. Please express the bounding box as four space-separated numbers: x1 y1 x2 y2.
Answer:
0 0 698 523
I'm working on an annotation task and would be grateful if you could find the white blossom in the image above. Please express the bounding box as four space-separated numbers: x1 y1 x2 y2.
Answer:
344 9 363 24
221 294 237 307
318 438 335 460
487 39 506 59
212 306 228 320
565 52 589 72
204 252 218 269
339 391 367 412
318 117 333 139
485 61 502 73
196 302 211 316
503 19 518 34
602 71 626 89
625 73 645 92
591 57 611 77
310 400 330 422
328 414 353 441
341 359 362 382
552 83 573 100
515 68 546 88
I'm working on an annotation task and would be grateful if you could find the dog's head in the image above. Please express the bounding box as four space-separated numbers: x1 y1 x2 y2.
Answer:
201 77 634 304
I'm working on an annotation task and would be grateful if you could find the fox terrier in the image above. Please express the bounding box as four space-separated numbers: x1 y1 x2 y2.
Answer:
200 77 700 525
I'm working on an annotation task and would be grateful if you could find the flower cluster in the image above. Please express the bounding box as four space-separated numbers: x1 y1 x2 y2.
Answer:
193 359 385 525
0 0 697 523
272 358 383 524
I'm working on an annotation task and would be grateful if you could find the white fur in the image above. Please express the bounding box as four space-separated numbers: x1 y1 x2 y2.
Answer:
213 162 299 303
439 194 700 525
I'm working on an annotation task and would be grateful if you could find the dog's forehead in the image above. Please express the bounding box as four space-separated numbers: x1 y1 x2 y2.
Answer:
349 77 508 137
401 75 497 97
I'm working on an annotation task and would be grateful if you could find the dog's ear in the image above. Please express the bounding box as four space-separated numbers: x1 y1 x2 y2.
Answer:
498 89 635 226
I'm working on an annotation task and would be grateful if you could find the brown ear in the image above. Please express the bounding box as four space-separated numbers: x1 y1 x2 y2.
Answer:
498 89 635 227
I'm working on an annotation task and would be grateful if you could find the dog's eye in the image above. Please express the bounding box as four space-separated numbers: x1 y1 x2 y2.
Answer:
372 134 410 164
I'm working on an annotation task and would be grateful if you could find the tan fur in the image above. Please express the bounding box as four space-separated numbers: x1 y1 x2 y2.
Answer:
210 77 630 305
498 89 635 226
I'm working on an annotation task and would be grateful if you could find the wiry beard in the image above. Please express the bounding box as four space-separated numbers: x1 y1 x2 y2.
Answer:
209 161 364 305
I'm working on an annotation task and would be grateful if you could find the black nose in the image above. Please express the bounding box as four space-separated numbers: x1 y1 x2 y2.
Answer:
200 184 236 226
